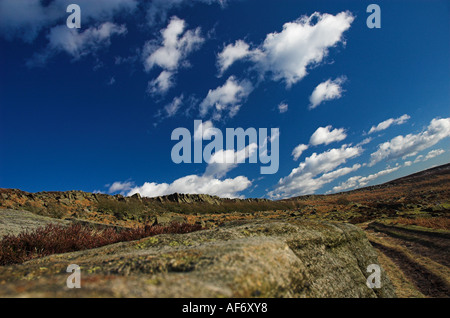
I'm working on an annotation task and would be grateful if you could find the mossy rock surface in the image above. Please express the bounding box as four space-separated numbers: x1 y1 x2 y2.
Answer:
0 219 395 298
0 209 70 237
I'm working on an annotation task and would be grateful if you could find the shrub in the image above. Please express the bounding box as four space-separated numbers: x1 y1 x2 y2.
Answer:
336 197 351 206
0 222 203 266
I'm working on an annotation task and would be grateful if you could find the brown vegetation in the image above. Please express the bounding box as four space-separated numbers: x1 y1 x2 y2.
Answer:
0 222 202 266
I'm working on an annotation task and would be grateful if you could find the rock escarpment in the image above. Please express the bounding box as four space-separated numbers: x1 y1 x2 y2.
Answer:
0 219 395 298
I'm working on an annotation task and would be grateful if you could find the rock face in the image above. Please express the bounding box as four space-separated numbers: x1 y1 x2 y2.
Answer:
0 219 395 298
0 189 270 218
155 192 269 205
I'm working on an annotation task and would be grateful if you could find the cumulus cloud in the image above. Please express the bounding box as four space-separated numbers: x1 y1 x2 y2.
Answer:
126 141 256 198
217 40 252 75
309 76 346 109
424 149 446 160
199 76 253 119
292 144 309 161
291 125 346 161
28 22 127 66
127 175 251 199
309 125 347 146
413 148 446 164
218 12 354 86
193 120 216 141
0 0 137 42
368 114 410 134
153 95 185 126
164 95 184 117
357 137 373 146
331 165 401 193
269 144 363 198
143 16 204 94
204 143 258 178
143 16 204 72
119 119 259 198
278 102 288 113
108 181 134 194
369 117 450 166
147 71 176 95
413 155 424 164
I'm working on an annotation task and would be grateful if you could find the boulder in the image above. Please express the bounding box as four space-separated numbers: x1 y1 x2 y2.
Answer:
0 219 395 298
153 213 186 226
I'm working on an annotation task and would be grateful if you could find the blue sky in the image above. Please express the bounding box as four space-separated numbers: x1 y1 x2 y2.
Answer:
0 0 449 199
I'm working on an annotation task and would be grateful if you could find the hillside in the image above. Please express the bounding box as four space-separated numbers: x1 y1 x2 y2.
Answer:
1 163 449 227
0 164 449 298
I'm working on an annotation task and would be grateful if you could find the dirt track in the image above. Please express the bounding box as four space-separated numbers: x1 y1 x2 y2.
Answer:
364 222 450 298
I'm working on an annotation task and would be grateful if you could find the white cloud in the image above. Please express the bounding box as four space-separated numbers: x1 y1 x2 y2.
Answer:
164 95 184 117
369 117 450 166
108 181 134 194
28 22 127 66
357 137 372 146
0 0 137 42
309 76 346 109
143 16 204 72
424 148 446 160
143 16 204 94
332 165 401 193
128 175 251 199
204 143 258 178
292 144 309 161
124 120 257 198
199 76 253 119
220 12 354 87
368 114 410 134
269 144 363 198
413 148 446 164
278 102 288 113
50 22 126 58
404 161 412 167
309 125 347 146
193 120 215 141
217 40 252 75
147 71 175 95
413 155 424 164
291 125 346 161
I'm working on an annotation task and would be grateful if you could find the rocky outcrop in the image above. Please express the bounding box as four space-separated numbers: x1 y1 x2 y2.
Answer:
0 219 395 298
0 189 268 213
146 192 269 205
155 192 223 204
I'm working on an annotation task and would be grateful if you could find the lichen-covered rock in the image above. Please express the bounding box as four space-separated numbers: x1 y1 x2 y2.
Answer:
0 209 70 237
0 219 395 298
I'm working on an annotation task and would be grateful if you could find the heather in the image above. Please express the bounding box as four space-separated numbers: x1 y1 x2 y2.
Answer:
0 222 202 266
